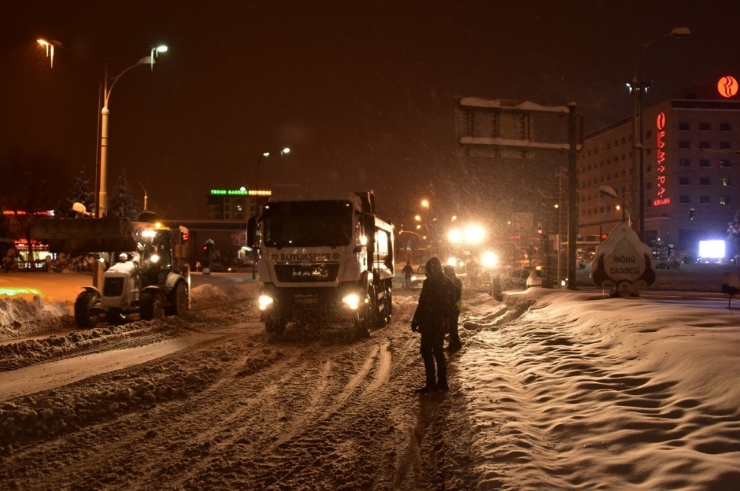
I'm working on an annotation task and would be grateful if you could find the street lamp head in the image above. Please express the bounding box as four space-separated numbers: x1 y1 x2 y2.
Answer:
421 199 429 208
154 45 168 53
281 147 290 155
37 39 62 47
263 152 270 157
670 27 691 38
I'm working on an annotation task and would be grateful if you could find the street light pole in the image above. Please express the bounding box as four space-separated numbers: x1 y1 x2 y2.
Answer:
252 147 290 280
132 180 148 211
629 26 690 241
37 39 168 218
99 46 167 217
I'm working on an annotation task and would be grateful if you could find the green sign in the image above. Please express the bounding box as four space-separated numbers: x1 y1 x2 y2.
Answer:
210 189 248 195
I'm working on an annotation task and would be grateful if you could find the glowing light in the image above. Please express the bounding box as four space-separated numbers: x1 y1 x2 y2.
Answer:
447 229 462 243
421 199 429 208
416 224 421 230
464 225 485 244
150 254 160 263
258 295 274 310
446 257 457 267
414 215 421 222
342 293 360 310
655 112 668 206
699 240 726 259
360 235 368 245
0 287 43 297
141 230 157 238
481 251 498 268
717 76 738 98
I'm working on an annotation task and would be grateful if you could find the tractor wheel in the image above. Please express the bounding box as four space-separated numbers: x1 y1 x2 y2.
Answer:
74 291 100 328
165 282 189 316
141 290 165 321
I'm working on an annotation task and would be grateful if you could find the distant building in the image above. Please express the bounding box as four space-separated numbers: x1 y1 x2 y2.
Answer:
206 188 271 221
578 85 740 257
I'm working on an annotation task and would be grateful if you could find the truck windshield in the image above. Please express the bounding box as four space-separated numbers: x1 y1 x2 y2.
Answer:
262 201 353 248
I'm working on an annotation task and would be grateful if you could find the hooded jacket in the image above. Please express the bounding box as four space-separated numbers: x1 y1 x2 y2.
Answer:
412 258 457 334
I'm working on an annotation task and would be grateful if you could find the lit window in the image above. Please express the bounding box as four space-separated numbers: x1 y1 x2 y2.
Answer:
720 197 731 205
719 160 732 168
722 178 730 186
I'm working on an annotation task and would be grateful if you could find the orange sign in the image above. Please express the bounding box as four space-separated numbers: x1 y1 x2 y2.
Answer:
654 112 668 206
717 76 738 98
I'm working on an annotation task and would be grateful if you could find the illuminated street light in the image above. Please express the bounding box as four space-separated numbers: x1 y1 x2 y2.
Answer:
37 38 169 217
421 199 429 209
414 215 421 222
416 224 421 230
132 180 148 211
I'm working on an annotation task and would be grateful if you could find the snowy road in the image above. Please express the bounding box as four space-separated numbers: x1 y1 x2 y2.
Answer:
0 290 479 490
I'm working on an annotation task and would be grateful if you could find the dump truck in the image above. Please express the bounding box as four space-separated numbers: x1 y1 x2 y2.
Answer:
247 191 394 337
31 213 190 327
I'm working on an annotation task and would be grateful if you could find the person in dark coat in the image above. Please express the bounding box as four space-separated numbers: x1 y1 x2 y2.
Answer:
443 265 463 351
411 257 457 392
402 261 414 289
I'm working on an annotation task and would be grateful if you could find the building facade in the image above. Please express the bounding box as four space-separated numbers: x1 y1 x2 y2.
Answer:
579 86 740 258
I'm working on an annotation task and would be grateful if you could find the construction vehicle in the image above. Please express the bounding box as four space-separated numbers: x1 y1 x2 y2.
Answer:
31 212 190 327
247 191 394 337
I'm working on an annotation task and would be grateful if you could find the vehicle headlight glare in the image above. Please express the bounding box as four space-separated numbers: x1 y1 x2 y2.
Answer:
150 254 160 263
342 293 360 310
258 295 274 310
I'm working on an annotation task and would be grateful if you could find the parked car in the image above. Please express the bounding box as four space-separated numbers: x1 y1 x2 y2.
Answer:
410 265 427 288
502 268 544 290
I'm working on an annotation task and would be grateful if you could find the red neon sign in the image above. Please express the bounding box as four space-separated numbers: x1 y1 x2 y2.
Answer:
718 76 739 98
654 112 669 207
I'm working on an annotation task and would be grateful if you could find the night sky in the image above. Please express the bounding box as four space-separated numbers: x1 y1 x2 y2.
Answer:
1 1 738 226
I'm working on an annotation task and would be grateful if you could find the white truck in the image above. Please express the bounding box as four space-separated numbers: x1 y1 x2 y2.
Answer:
247 191 394 337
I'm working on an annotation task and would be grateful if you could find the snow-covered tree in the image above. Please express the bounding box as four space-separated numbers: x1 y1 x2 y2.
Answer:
56 167 96 217
727 210 740 259
107 169 141 220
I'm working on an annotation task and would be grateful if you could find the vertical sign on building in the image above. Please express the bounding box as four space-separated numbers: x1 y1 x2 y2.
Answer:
654 112 670 206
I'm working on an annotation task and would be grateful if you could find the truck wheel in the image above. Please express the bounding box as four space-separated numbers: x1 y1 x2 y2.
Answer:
141 290 165 321
354 296 371 338
265 315 286 335
165 282 189 316
74 291 100 328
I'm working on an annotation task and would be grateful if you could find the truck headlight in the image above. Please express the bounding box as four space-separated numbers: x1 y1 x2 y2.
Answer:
258 295 274 311
342 293 360 310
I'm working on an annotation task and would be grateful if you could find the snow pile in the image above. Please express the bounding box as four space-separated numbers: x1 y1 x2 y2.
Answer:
0 296 68 330
190 282 260 307
459 290 740 490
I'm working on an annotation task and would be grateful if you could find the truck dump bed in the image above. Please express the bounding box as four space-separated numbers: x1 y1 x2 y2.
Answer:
31 217 138 253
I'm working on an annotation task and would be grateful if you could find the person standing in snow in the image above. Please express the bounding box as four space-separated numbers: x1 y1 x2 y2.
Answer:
411 257 457 392
443 265 463 351
402 261 414 289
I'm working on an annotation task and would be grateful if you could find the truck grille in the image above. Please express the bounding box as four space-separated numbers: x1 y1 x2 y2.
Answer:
104 277 125 297
274 263 340 283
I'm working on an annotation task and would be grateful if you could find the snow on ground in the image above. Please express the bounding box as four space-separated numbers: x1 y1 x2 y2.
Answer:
458 288 740 490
